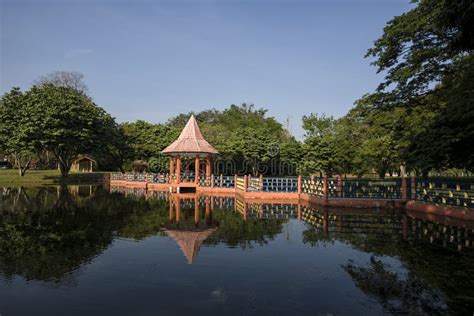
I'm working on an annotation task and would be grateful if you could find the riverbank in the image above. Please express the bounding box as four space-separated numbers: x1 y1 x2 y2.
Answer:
0 170 109 186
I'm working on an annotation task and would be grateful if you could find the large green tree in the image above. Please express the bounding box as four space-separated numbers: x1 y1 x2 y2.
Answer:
28 84 117 178
0 88 40 176
364 0 474 174
366 0 473 104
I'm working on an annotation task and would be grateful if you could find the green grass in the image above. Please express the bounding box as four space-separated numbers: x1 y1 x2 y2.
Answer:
0 169 109 186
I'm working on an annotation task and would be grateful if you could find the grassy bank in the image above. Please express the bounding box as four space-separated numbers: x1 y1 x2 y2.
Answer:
0 169 109 186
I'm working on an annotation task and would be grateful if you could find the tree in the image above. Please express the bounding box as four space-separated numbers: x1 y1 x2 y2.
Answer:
300 114 338 176
407 56 474 173
364 0 474 174
0 88 39 176
366 0 474 105
121 120 179 172
34 71 88 94
92 117 131 172
28 84 116 178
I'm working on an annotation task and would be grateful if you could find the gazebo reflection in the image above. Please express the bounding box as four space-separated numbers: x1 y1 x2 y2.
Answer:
164 194 217 264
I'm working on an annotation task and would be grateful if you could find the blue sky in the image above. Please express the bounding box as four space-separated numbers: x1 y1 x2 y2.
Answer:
1 0 412 139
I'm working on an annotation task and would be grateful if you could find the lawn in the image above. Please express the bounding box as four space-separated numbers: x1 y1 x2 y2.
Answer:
0 169 109 186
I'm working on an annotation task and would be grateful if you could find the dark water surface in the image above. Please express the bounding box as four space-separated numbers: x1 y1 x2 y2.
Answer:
0 185 473 315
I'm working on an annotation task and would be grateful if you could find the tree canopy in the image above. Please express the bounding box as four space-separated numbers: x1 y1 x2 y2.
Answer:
2 0 473 180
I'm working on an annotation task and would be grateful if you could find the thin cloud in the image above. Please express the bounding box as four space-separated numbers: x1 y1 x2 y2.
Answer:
64 48 93 58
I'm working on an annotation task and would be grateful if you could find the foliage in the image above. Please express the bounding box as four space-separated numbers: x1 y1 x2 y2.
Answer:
362 0 474 174
121 120 179 173
0 88 40 176
122 104 298 175
27 84 118 178
366 0 473 104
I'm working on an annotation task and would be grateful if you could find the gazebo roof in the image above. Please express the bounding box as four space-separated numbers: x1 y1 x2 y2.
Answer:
162 115 218 155
165 228 216 264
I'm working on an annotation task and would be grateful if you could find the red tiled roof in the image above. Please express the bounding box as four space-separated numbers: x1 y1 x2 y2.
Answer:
162 115 218 155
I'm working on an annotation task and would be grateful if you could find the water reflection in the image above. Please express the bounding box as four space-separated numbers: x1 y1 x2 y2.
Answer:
0 185 473 315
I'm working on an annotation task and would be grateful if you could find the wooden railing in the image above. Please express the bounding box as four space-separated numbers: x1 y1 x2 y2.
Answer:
262 177 298 192
328 178 403 200
198 175 211 187
302 177 324 197
236 176 245 191
147 173 169 184
110 173 474 209
414 179 474 208
213 175 235 188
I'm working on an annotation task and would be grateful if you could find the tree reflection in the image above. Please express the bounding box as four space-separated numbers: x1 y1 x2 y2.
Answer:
0 186 169 283
0 187 286 280
343 256 447 315
300 207 474 315
205 208 284 248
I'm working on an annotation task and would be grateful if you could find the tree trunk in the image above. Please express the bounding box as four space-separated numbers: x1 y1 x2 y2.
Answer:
59 162 70 178
378 169 386 179
422 169 429 179
14 157 31 177
399 165 407 177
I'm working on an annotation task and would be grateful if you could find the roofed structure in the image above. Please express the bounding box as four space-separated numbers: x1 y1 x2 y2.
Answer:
162 115 218 155
71 155 97 173
162 115 219 189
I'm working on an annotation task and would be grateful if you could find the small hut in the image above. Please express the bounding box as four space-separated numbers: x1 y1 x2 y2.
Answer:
71 156 96 173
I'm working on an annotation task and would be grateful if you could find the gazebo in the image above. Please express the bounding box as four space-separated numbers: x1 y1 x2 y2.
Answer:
162 115 218 191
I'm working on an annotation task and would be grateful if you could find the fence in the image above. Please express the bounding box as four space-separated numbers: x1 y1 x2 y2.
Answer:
213 175 235 188
236 176 245 191
302 177 324 197
414 179 474 208
110 173 474 209
328 178 403 200
262 177 298 192
147 173 169 184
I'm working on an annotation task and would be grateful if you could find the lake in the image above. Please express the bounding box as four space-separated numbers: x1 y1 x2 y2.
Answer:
0 185 473 315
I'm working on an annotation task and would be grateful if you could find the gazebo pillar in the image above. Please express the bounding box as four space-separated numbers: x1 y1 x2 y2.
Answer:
176 155 181 184
195 156 199 183
206 156 212 177
169 157 175 182
185 158 189 180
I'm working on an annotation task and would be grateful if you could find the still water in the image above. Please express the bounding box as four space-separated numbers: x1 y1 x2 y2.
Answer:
0 185 473 315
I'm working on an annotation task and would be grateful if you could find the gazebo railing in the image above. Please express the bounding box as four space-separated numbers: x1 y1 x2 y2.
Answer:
236 176 245 191
199 175 211 187
147 173 169 184
126 173 147 182
213 175 235 188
